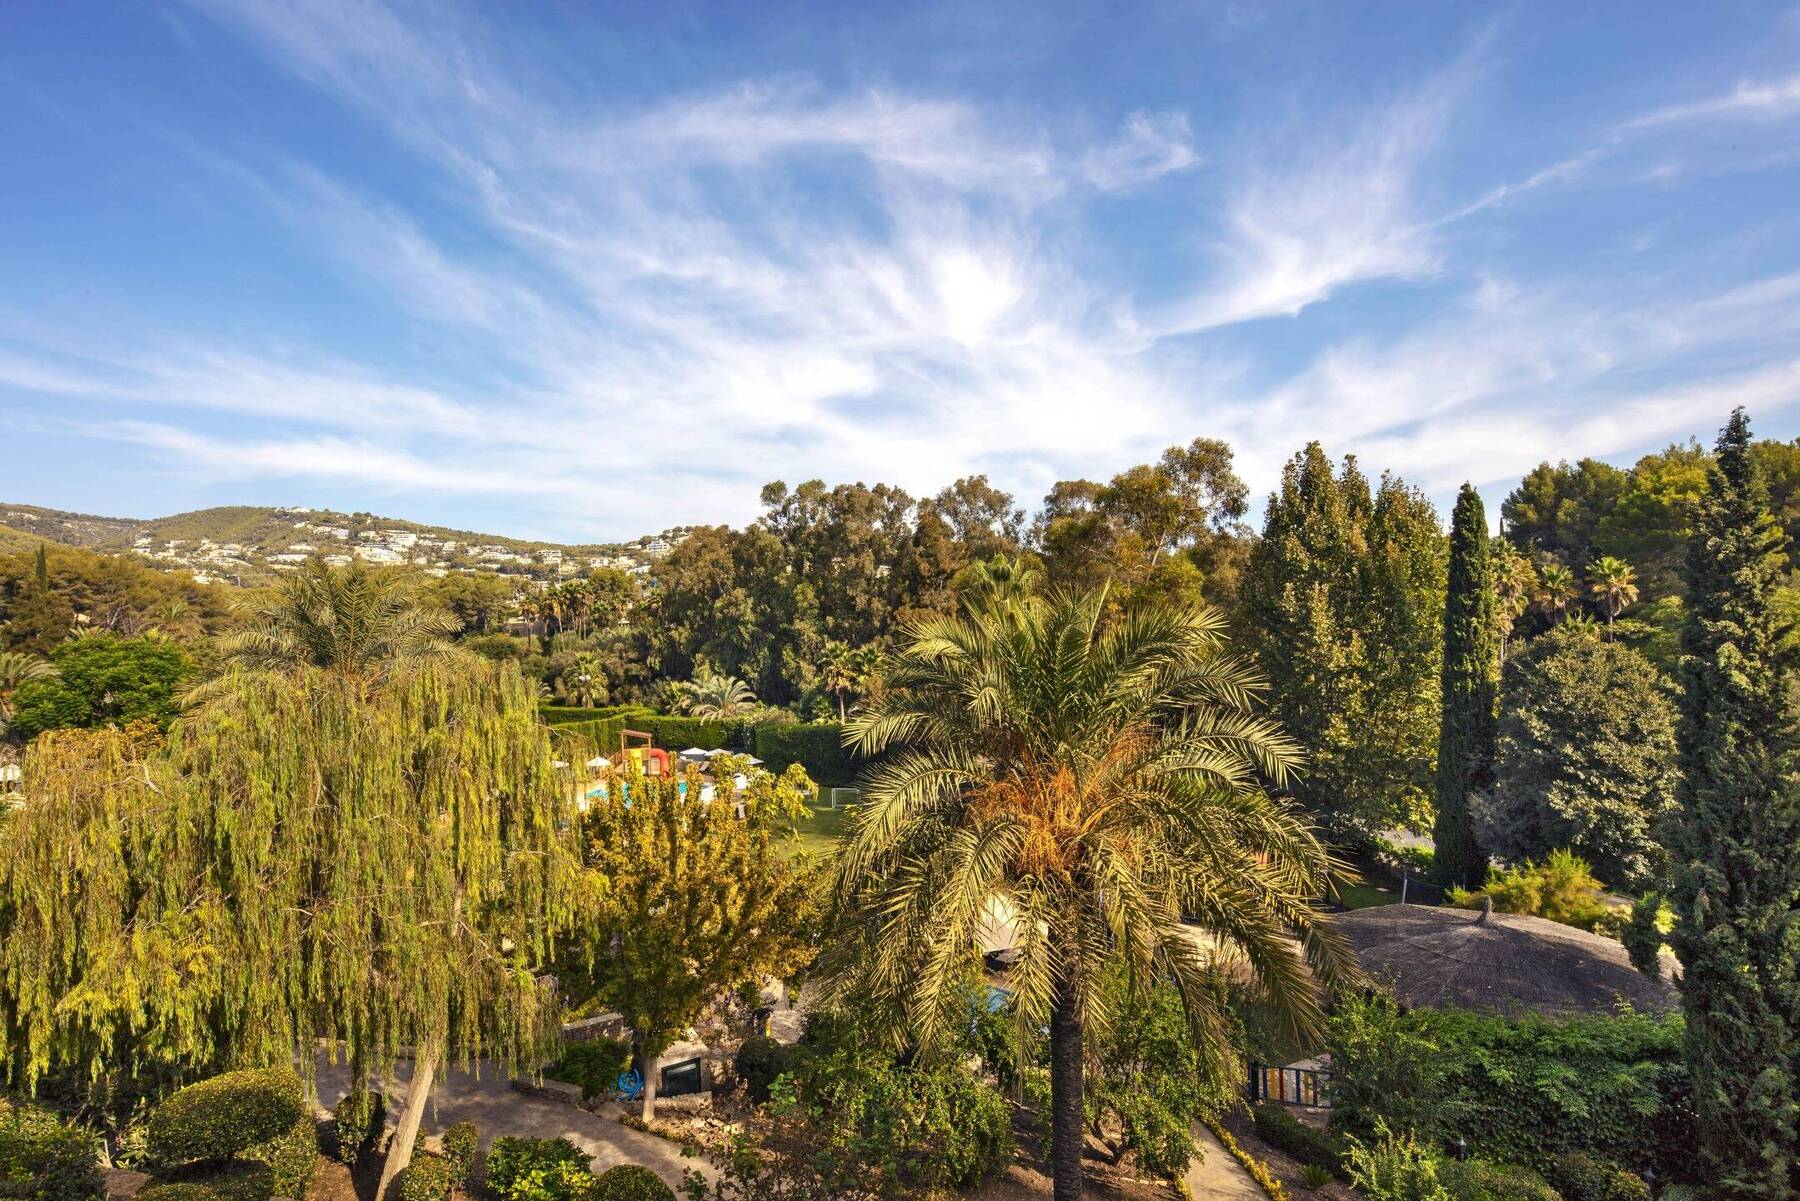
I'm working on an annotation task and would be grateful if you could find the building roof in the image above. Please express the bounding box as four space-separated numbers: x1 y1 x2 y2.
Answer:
1333 903 1678 1017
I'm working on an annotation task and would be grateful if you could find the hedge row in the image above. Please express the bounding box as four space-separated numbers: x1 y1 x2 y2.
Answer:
755 722 856 785
0 1102 103 1201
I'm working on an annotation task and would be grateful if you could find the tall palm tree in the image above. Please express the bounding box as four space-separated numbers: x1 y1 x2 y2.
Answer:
1534 560 1578 624
206 560 460 685
818 640 858 721
1585 555 1639 639
821 584 1358 1201
1491 541 1537 662
680 668 756 722
0 651 57 732
563 654 607 707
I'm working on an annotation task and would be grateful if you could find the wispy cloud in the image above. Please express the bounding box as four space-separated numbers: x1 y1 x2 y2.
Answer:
1082 110 1202 190
1625 72 1800 129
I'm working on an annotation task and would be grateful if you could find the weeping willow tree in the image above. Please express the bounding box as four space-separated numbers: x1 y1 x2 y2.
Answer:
0 658 584 1198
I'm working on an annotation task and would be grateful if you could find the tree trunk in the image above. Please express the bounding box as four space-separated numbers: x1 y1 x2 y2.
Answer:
1049 991 1084 1201
637 1039 658 1124
375 1041 438 1201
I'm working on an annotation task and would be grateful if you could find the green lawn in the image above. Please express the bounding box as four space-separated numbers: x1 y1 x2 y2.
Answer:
792 801 852 859
1333 874 1402 910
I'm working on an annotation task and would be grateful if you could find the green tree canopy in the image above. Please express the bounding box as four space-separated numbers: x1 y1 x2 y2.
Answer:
1477 625 1678 888
565 764 815 1120
822 582 1357 1201
1502 458 1628 566
6 634 189 741
1666 409 1800 1200
1236 443 1447 834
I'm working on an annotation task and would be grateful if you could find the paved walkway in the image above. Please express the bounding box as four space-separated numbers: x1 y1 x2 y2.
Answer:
1183 1124 1267 1201
313 1056 709 1191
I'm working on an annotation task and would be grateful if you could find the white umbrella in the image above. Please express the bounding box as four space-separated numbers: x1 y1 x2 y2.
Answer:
586 755 611 769
743 756 764 766
678 746 711 759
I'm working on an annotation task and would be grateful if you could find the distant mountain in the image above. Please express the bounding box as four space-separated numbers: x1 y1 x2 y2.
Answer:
0 502 690 587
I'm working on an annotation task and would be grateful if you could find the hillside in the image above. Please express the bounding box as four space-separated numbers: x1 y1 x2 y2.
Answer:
0 502 690 587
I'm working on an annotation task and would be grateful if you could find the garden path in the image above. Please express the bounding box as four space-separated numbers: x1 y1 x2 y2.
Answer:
313 1055 710 1192
1183 1123 1267 1201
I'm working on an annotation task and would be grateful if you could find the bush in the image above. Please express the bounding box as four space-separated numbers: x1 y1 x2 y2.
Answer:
1343 1123 1449 1201
1254 1102 1344 1175
440 1121 479 1186
1439 1160 1561 1201
593 1165 673 1201
1326 992 1688 1177
1446 851 1624 936
331 1088 385 1165
548 1038 633 1101
753 723 855 785
240 1113 316 1200
0 1102 104 1201
393 1152 454 1201
138 1161 275 1201
148 1068 308 1168
484 1137 593 1201
732 1036 791 1104
1546 1153 1648 1201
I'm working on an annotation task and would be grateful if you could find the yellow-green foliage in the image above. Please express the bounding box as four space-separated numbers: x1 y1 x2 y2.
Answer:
393 1152 454 1201
595 1164 674 1201
148 1069 306 1167
1448 850 1623 935
0 658 583 1094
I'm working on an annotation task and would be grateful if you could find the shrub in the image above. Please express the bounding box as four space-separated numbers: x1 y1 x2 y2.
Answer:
1326 992 1688 1177
1343 1123 1450 1201
1438 1160 1561 1201
1254 1102 1344 1175
593 1164 674 1201
548 1038 633 1101
1446 851 1623 936
1301 1163 1334 1189
752 722 856 785
1546 1153 1648 1201
732 1036 791 1104
393 1152 454 1201
139 1161 275 1201
484 1137 593 1201
0 1102 104 1201
331 1088 385 1165
240 1113 316 1200
440 1121 479 1186
148 1068 308 1168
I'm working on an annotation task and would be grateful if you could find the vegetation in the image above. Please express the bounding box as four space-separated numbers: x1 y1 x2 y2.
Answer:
821 577 1356 1200
594 1164 674 1201
1479 626 1678 887
1665 410 1800 1200
1434 484 1498 888
439 1121 479 1187
331 1088 385 1166
1326 992 1689 1177
1447 850 1622 935
484 1137 594 1201
0 1100 105 1201
547 1038 633 1101
392 1153 454 1201
1237 443 1446 834
5 634 189 741
566 769 814 1120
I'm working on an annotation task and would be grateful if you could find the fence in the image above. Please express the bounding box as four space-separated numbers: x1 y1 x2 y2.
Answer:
1247 1061 1331 1108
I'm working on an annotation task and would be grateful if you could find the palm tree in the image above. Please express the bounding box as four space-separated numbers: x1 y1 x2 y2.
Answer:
563 654 607 707
821 584 1358 1201
1585 555 1639 639
1534 560 1578 624
1491 541 1537 662
680 668 757 722
205 560 460 685
0 651 57 732
818 640 857 721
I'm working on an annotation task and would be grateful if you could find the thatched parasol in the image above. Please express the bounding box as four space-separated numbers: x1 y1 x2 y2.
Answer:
1334 902 1677 1016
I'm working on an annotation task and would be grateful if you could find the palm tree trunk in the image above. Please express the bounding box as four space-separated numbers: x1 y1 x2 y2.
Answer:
1049 990 1084 1201
375 1039 438 1201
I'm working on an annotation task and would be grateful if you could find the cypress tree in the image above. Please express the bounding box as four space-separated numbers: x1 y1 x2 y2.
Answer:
1667 408 1800 1200
1433 484 1496 888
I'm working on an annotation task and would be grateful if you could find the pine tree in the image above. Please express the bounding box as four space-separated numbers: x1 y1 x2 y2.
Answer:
1433 485 1496 888
1667 408 1800 1200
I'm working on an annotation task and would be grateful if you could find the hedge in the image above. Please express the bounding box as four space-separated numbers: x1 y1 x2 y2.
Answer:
542 704 655 726
138 1161 275 1201
240 1112 316 1200
1438 1159 1563 1201
594 1164 674 1201
393 1152 453 1201
754 722 856 785
148 1068 308 1168
440 1121 479 1186
0 1102 104 1201
1326 992 1690 1178
1252 1102 1344 1175
732 1035 792 1104
484 1137 592 1201
330 1088 384 1165
1548 1152 1650 1201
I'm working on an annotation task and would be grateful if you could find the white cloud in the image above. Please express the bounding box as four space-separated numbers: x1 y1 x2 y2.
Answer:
1082 110 1202 190
1625 72 1800 129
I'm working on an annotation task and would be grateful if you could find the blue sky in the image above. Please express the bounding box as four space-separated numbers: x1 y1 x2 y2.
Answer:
4 2 1799 542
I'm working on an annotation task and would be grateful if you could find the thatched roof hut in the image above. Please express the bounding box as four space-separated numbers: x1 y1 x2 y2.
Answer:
1334 902 1677 1017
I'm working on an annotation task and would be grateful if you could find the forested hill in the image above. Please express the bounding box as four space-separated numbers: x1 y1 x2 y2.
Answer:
0 502 674 584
